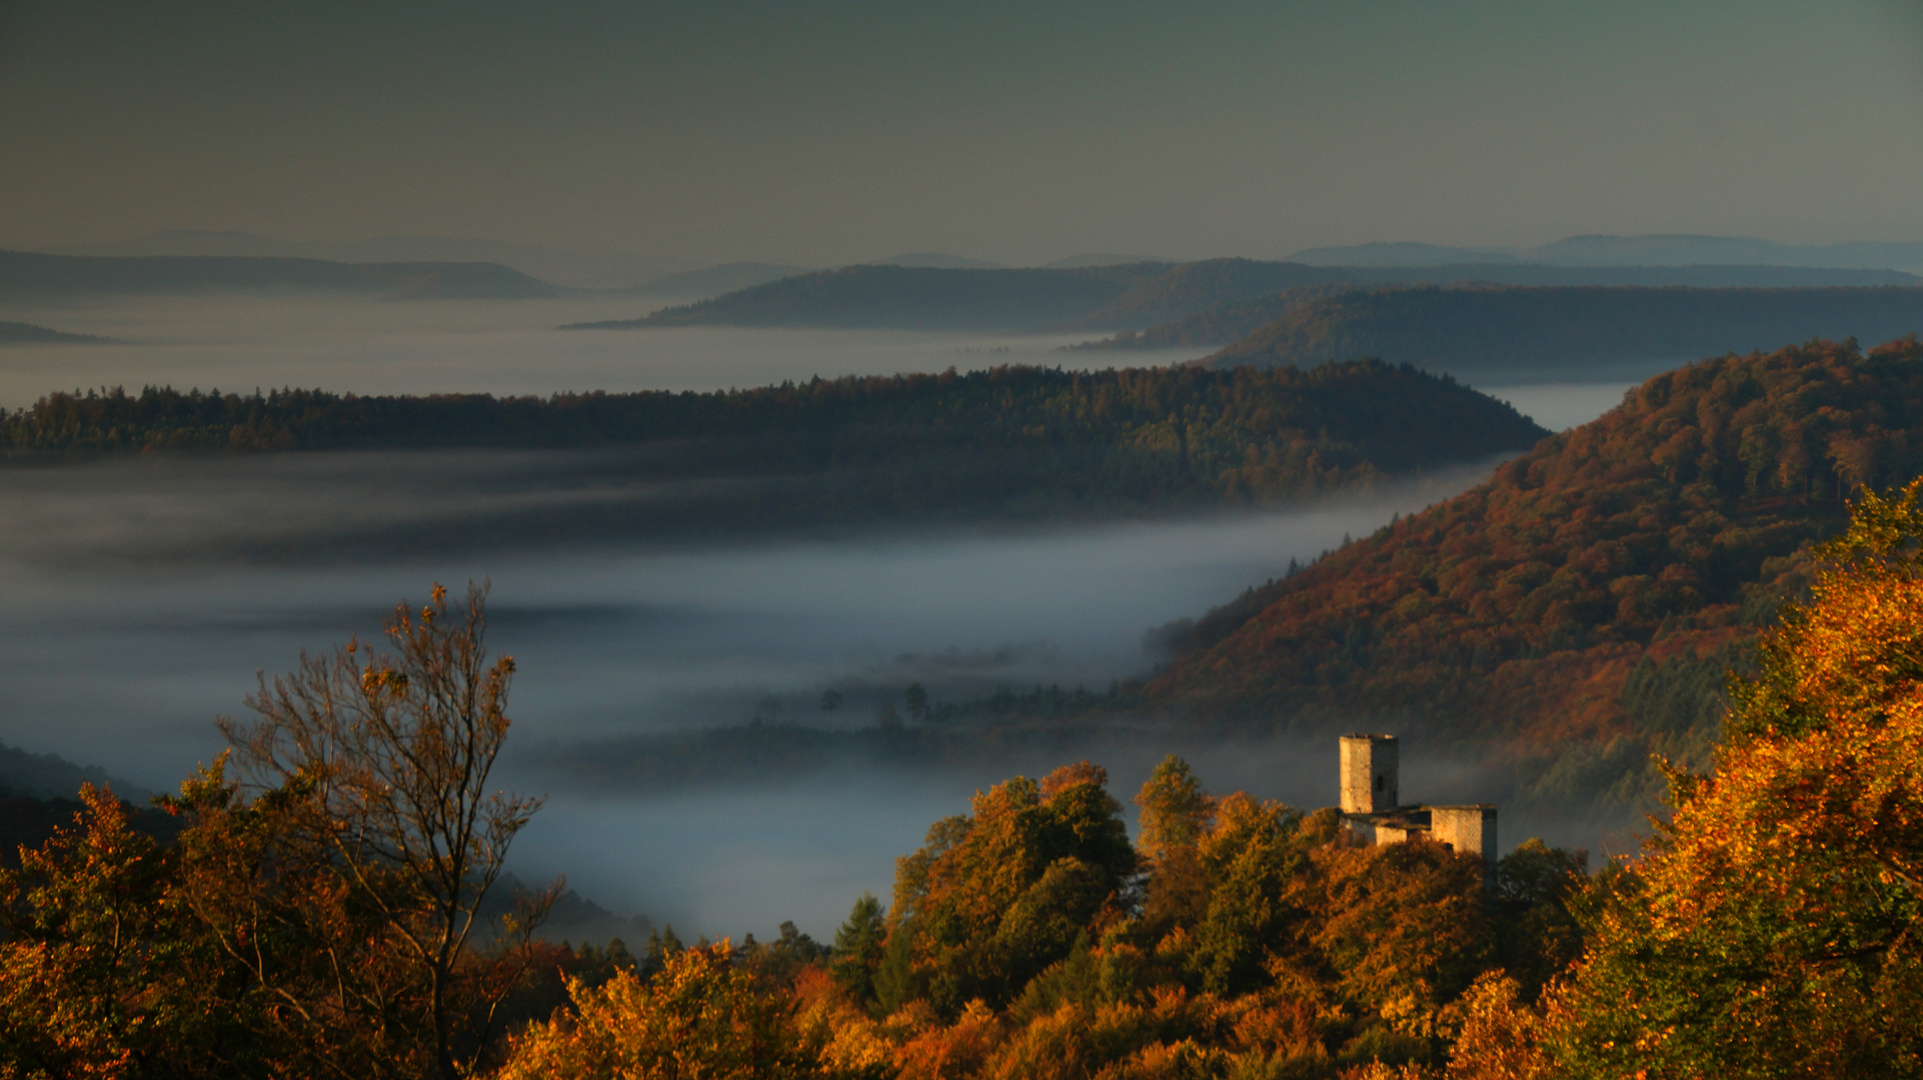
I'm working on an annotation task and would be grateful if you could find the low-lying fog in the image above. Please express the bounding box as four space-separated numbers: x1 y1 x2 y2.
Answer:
0 458 1589 939
0 292 1202 406
2 292 1640 425
0 292 1647 939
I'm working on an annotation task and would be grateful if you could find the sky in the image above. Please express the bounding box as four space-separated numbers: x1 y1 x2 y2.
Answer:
4 0 1922 266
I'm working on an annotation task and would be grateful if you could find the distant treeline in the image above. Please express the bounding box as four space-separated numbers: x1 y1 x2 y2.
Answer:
1182 285 1923 374
0 249 559 299
570 259 1918 333
0 363 1546 510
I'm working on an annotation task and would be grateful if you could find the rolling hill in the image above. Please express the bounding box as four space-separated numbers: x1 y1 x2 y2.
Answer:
574 260 1921 334
1146 337 1923 809
0 363 1546 555
1194 285 1923 377
0 249 563 299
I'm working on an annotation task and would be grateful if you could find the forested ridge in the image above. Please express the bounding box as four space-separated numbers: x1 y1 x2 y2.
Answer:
0 362 1546 509
1149 338 1923 798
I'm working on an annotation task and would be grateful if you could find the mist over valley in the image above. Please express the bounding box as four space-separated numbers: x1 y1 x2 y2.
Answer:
0 437 1532 936
0 286 1822 941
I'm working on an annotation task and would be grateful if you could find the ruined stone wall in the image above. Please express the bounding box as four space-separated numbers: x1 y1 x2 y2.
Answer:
1431 805 1498 862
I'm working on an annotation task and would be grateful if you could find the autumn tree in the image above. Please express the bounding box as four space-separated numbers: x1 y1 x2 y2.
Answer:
1540 478 1923 1077
1134 755 1217 936
884 762 1135 1014
496 941 827 1080
0 785 246 1078
190 582 555 1080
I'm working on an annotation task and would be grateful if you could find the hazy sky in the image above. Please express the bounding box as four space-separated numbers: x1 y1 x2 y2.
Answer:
4 0 1922 265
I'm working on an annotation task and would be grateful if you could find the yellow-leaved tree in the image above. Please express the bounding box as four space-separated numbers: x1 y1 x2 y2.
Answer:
1475 478 1923 1078
497 941 828 1079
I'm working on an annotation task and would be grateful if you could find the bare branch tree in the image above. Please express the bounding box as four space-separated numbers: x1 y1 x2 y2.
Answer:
214 581 555 1080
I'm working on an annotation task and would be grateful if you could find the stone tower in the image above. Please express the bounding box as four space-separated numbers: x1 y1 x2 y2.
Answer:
1339 734 1399 814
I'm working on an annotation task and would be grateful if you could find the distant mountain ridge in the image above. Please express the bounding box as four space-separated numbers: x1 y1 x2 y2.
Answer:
53 230 694 290
0 320 112 345
573 258 1919 333
1198 285 1923 378
0 249 562 299
873 252 1007 269
1289 233 1923 272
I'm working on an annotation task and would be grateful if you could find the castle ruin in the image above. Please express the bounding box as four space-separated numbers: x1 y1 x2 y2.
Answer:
1338 733 1497 864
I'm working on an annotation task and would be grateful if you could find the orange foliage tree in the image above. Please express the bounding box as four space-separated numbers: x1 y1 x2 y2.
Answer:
1520 478 1923 1077
0 584 554 1080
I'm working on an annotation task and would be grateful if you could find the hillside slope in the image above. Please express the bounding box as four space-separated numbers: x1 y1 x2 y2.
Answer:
1199 286 1923 376
1149 338 1923 771
0 250 561 299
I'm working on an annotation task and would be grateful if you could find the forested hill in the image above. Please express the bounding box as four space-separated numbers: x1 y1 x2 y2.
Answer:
0 360 1542 481
1197 285 1923 376
0 249 561 299
571 260 1919 333
1148 338 1923 772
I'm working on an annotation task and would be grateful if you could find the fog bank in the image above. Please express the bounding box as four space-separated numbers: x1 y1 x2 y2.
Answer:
0 303 1649 937
0 292 1203 408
